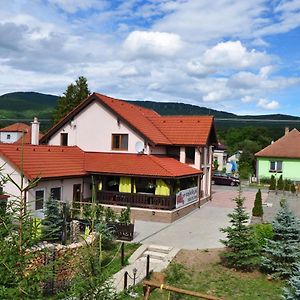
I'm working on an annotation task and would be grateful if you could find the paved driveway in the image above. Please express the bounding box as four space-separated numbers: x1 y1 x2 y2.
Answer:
133 186 267 250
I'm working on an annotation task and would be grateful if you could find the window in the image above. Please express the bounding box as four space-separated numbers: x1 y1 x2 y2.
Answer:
35 190 44 210
6 134 11 140
61 133 68 146
50 187 61 201
112 134 128 150
270 161 283 172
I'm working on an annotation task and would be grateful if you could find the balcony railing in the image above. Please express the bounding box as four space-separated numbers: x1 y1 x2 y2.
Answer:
96 190 176 210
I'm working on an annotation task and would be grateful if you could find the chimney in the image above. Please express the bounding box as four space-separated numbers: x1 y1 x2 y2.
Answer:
31 117 40 145
285 127 289 135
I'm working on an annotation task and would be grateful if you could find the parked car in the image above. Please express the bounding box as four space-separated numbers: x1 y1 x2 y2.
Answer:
212 173 240 186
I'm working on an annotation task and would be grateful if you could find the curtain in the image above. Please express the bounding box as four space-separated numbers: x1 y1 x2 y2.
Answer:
155 179 170 196
119 177 132 193
98 176 102 191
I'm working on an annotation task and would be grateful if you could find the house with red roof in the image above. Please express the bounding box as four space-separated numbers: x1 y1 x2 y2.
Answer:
255 128 300 184
0 93 217 222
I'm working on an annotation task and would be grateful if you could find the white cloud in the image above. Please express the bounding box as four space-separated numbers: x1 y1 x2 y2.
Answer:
257 98 279 110
123 31 183 59
203 41 270 69
49 0 107 14
241 96 253 103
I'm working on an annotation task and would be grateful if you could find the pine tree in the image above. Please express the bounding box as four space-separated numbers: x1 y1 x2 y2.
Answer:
252 189 263 217
42 198 63 242
261 200 300 279
53 76 91 123
269 175 276 190
277 175 284 191
282 262 300 300
220 189 259 271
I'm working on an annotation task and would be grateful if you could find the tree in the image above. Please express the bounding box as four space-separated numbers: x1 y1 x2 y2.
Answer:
220 189 259 271
252 189 263 218
269 175 276 190
261 200 300 279
42 198 63 242
291 183 297 194
282 262 300 300
277 175 284 191
53 76 91 123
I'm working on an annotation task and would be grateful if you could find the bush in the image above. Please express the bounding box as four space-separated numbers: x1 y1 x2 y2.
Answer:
119 206 131 225
277 175 284 191
291 183 297 194
105 207 117 223
260 177 271 185
252 189 263 217
284 179 292 192
251 223 274 249
269 175 276 190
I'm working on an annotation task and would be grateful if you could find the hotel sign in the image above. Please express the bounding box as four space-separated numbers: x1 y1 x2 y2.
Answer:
176 187 198 208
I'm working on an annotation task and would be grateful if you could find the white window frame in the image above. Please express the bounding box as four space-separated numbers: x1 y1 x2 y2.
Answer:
35 188 45 211
269 160 283 172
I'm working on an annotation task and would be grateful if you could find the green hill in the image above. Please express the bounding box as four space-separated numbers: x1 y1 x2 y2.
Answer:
0 92 58 120
0 92 300 139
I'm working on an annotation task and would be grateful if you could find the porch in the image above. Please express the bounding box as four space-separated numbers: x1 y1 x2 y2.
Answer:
96 190 176 210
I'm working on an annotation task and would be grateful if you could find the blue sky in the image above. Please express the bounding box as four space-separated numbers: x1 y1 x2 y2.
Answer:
1 0 300 115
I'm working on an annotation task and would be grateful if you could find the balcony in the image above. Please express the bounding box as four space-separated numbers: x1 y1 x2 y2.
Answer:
96 190 176 210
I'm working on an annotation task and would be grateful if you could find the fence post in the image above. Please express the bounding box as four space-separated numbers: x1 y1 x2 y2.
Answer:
124 271 128 290
146 254 150 279
61 202 67 245
121 242 125 266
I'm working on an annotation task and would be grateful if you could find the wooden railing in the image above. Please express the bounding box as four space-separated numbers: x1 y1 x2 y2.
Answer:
96 190 176 210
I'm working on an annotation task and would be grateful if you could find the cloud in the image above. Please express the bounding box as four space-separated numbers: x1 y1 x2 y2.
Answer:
123 30 183 59
49 0 107 14
202 41 270 69
257 98 279 110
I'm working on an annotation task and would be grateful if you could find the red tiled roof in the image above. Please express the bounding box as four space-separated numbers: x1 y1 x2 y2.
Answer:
41 93 217 146
0 123 43 144
255 129 300 159
85 152 201 178
0 123 30 132
0 145 201 180
0 144 85 179
148 115 214 145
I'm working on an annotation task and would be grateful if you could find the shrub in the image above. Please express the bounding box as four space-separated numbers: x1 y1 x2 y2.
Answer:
251 223 273 249
259 177 271 185
282 262 300 299
277 175 284 191
269 175 276 190
105 207 117 223
252 189 263 217
291 183 297 194
284 179 291 192
119 206 131 225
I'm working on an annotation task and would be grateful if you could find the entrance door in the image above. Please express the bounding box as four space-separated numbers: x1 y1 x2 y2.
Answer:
73 184 81 202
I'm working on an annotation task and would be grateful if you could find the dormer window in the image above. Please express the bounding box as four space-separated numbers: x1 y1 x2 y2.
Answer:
112 134 128 150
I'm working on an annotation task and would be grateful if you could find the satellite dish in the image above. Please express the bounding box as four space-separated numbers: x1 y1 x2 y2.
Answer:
135 141 144 153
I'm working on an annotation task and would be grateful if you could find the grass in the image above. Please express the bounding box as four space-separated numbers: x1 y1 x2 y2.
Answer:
120 261 284 300
101 241 140 278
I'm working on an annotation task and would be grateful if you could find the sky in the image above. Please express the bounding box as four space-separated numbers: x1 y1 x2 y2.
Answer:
1 0 300 115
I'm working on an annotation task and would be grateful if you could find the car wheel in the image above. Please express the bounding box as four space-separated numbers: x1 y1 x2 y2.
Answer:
230 181 235 186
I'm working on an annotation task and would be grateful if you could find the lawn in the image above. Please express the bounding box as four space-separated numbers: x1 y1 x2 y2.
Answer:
120 248 284 300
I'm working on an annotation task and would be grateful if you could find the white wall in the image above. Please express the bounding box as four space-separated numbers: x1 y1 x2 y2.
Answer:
48 101 145 153
0 132 22 143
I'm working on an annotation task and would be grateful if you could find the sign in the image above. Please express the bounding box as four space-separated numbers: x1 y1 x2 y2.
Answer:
176 187 198 208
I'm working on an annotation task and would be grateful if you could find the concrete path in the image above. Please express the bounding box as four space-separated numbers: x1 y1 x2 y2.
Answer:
112 244 179 292
132 186 268 250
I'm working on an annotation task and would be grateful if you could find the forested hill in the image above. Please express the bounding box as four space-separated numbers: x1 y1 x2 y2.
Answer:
0 92 300 138
0 92 58 119
127 100 236 118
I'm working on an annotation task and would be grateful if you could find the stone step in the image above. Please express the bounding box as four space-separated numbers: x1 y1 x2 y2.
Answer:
142 250 168 261
139 256 163 264
147 244 173 254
